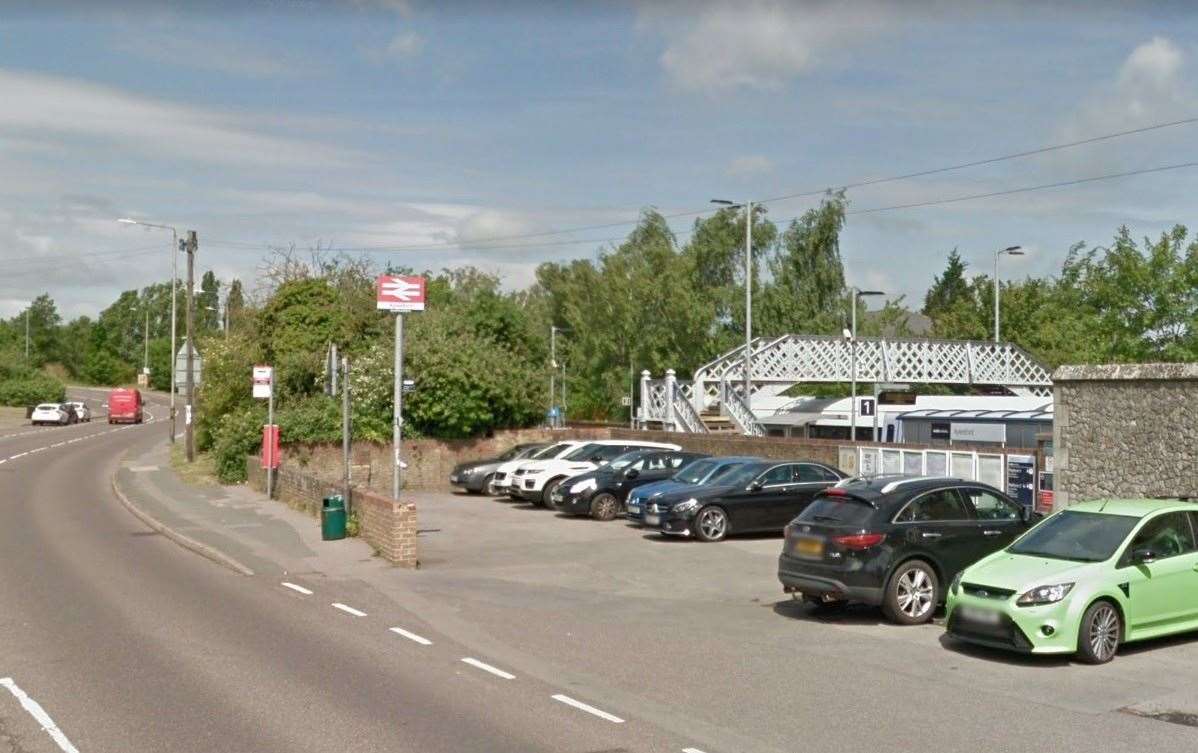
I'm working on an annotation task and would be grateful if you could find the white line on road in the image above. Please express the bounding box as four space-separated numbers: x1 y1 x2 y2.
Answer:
389 627 433 646
281 582 313 596
0 677 82 753
332 603 367 617
10 452 27 459
683 748 709 753
461 658 515 680
50 442 65 448
551 694 625 724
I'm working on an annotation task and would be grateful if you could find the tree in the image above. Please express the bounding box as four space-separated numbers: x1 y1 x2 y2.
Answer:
226 278 246 334
199 270 221 332
757 192 848 336
923 249 970 319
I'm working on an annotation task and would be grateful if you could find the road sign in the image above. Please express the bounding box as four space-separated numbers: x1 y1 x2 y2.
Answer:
174 339 202 387
860 398 876 417
376 275 427 312
252 365 273 399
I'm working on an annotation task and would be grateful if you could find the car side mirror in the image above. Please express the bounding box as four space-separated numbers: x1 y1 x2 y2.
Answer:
1131 547 1157 564
624 468 639 479
747 480 763 492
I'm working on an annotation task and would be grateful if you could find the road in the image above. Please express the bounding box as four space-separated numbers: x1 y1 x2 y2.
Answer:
0 390 700 753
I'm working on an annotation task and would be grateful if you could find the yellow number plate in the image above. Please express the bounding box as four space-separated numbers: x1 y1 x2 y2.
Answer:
796 538 824 557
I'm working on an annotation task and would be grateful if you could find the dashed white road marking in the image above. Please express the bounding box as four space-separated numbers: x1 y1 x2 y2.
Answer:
389 627 433 646
50 442 65 448
281 582 313 596
0 677 82 753
551 694 625 724
10 452 27 459
461 657 515 680
332 603 367 617
683 748 709 753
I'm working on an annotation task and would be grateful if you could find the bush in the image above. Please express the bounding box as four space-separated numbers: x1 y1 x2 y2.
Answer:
0 372 66 406
212 406 265 483
277 395 342 444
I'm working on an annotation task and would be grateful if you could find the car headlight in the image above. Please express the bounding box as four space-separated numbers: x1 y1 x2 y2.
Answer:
1016 583 1074 606
570 478 597 494
672 498 700 515
950 572 963 596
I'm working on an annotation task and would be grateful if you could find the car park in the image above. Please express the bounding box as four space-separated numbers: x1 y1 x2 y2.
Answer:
647 459 845 542
491 441 585 496
450 442 550 494
510 439 682 506
31 403 70 426
551 449 707 520
626 456 760 524
68 401 92 422
946 497 1198 664
779 476 1037 624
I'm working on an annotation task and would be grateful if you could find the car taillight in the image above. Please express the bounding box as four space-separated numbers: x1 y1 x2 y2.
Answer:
832 533 885 550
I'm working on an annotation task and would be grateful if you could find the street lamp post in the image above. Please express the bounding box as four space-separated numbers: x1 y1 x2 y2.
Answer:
993 246 1024 343
848 288 885 443
711 199 753 402
119 218 179 442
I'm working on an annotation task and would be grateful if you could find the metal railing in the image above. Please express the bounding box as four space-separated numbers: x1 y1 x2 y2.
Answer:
721 381 765 436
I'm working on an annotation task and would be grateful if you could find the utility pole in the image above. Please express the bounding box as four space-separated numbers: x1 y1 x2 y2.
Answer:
744 201 752 401
330 342 338 396
144 308 150 374
185 231 196 463
342 355 351 513
993 245 1024 343
392 313 404 499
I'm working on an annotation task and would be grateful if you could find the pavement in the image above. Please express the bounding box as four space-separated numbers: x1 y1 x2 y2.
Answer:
3 391 1198 752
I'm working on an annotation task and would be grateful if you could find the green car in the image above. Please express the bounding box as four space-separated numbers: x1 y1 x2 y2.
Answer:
946 498 1198 664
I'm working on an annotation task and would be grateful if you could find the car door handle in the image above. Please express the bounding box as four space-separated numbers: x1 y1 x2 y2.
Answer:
921 532 942 539
983 530 1004 536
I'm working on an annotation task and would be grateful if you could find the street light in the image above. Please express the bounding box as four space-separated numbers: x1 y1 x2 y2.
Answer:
119 218 179 442
711 198 753 404
848 287 885 443
549 325 571 428
993 245 1024 343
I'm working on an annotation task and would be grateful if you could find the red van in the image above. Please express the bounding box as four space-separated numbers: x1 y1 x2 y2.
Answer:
107 388 144 424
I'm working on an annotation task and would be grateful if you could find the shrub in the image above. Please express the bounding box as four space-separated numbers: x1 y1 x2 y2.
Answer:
212 406 265 483
0 372 66 406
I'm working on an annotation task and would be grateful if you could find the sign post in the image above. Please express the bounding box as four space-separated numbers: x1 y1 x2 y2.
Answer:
376 275 426 499
253 365 276 498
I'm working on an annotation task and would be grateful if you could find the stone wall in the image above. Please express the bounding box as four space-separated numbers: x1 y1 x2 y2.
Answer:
246 458 418 567
1053 363 1198 507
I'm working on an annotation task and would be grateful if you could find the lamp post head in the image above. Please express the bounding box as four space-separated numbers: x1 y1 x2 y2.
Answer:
117 218 138 225
857 289 885 297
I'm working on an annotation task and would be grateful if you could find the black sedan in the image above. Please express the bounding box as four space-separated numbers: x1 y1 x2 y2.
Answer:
449 442 550 494
777 476 1038 625
551 449 707 520
647 460 845 542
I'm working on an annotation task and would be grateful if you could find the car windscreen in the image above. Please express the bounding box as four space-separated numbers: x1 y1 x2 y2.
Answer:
563 443 602 460
498 446 526 461
1007 510 1139 563
796 494 876 526
674 460 718 484
609 451 647 470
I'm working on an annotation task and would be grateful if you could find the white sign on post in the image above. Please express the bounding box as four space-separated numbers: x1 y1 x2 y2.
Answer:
252 365 273 399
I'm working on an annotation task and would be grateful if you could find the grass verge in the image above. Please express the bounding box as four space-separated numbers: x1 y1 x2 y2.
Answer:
170 444 221 486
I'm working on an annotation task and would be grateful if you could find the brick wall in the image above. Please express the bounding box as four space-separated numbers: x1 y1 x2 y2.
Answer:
246 458 418 567
1053 363 1198 507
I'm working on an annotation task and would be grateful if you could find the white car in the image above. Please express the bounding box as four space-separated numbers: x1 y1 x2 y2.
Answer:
69 401 91 422
510 439 681 507
491 441 587 496
31 403 69 426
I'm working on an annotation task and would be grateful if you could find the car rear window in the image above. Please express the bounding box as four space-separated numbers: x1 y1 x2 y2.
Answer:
797 494 876 526
37 404 58 410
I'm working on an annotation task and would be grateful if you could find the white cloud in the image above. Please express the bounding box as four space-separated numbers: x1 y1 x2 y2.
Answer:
726 154 774 178
0 69 357 169
642 0 901 91
455 209 534 246
385 31 425 59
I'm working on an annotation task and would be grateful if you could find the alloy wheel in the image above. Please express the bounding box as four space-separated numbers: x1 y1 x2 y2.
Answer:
1089 604 1120 661
896 568 935 619
697 508 727 541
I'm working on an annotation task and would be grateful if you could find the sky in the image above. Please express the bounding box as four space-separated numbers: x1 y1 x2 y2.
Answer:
1 0 1197 319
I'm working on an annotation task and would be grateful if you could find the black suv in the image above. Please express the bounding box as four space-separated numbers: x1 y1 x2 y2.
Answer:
649 460 845 542
551 449 707 520
777 476 1037 625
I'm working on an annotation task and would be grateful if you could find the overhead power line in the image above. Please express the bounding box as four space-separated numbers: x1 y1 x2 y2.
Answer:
211 115 1198 254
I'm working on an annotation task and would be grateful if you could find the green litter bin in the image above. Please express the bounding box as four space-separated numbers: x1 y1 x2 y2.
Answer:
321 495 347 541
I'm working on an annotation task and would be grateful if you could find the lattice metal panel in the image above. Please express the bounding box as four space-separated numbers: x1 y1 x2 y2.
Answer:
644 380 669 421
672 391 709 433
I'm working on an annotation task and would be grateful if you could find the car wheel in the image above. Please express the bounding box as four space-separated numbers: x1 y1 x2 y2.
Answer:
590 492 620 521
541 478 563 508
1077 600 1121 664
883 560 938 625
482 474 498 496
693 506 729 542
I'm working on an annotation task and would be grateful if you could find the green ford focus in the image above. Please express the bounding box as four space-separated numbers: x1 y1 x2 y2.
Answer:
946 498 1198 664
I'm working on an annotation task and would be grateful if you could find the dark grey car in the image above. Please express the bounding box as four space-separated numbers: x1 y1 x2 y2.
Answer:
450 443 551 494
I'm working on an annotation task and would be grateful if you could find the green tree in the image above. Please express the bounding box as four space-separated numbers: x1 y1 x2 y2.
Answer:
226 278 246 334
757 192 848 336
923 249 970 319
199 270 221 332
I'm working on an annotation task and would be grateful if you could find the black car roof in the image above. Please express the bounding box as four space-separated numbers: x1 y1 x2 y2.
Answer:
824 475 982 503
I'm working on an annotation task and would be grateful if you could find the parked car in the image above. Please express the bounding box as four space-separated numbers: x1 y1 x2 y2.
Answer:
946 497 1198 664
626 456 760 524
510 439 682 506
31 403 69 426
68 401 92 422
60 402 79 424
647 459 845 542
778 476 1037 625
450 442 550 494
492 441 588 496
107 388 143 424
551 449 707 520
